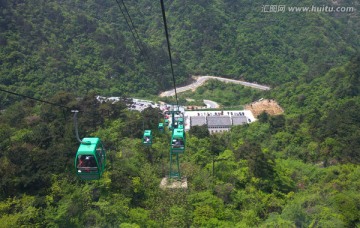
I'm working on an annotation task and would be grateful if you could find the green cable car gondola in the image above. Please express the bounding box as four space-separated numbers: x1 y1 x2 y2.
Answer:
164 119 169 126
177 117 184 126
143 130 153 145
171 129 186 153
75 137 106 181
158 123 164 132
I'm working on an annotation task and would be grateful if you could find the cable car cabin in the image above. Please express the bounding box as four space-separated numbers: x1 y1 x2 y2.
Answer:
171 129 186 153
173 121 179 129
158 123 164 132
177 117 184 126
143 130 153 146
75 138 106 180
164 119 169 126
174 121 185 130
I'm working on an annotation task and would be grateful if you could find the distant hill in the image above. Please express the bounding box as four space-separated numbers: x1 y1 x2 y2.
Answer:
0 0 359 106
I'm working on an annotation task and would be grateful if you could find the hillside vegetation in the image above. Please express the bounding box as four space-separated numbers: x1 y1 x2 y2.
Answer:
1 0 359 106
0 0 359 227
0 56 359 227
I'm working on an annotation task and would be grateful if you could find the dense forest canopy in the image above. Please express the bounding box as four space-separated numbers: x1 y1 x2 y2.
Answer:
0 0 359 106
0 0 359 227
0 58 359 226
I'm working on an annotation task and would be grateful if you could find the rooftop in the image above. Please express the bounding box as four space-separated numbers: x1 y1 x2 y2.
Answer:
190 116 207 126
207 116 232 127
232 116 248 125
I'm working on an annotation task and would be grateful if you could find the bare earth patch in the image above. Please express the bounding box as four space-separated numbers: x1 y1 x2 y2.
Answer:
160 177 188 189
245 99 284 117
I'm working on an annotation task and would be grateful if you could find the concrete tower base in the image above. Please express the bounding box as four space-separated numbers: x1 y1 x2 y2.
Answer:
160 176 188 189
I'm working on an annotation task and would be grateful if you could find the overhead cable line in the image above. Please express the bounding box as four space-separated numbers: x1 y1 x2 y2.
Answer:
1 88 103 143
0 87 70 110
120 0 148 54
120 0 157 71
115 0 166 91
114 0 145 55
159 0 179 108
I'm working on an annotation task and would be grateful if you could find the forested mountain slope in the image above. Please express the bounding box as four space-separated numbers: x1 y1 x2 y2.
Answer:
0 0 360 226
271 54 360 164
0 53 359 227
1 0 359 107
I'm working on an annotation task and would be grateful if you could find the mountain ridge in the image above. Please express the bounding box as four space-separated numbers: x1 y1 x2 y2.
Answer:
0 0 359 106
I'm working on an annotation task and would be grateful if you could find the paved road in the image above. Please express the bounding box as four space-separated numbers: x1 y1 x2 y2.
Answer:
203 99 220 109
159 76 271 97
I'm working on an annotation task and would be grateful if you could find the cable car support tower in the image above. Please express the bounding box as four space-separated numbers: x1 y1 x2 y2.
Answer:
159 0 187 189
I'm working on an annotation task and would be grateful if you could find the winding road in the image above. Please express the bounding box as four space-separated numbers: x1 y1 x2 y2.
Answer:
203 100 220 109
159 76 271 97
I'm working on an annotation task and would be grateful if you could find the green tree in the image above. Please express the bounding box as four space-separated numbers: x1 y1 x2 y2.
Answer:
189 124 209 139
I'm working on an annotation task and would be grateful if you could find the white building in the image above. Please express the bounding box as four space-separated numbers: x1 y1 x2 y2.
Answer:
186 110 255 134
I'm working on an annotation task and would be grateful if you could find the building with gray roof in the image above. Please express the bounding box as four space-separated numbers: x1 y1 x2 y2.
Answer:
188 114 250 134
207 116 232 134
190 116 207 126
232 116 248 125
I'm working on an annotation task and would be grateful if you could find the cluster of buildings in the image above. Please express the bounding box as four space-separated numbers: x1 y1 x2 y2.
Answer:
96 96 256 134
184 110 255 134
